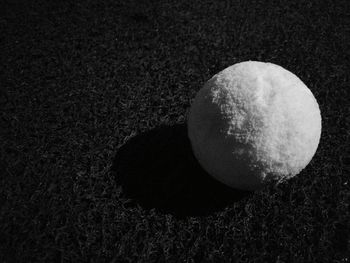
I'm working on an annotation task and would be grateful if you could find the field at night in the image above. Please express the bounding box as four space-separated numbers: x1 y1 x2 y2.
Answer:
1 0 349 262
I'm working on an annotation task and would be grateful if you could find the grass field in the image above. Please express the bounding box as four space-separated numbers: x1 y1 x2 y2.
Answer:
1 0 349 262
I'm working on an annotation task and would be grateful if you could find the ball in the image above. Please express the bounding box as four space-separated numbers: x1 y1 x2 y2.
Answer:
188 61 322 191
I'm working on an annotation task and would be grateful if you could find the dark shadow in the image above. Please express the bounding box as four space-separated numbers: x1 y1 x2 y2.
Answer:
111 124 252 218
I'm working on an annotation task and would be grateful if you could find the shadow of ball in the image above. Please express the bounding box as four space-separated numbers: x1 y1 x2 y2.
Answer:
111 123 251 217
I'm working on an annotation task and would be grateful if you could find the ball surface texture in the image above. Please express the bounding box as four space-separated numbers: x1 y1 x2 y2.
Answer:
188 61 321 191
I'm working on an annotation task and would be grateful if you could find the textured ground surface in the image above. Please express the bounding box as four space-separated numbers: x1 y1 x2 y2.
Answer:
1 0 349 262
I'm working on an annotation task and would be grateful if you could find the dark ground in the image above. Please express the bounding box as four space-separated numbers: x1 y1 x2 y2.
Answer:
1 0 349 262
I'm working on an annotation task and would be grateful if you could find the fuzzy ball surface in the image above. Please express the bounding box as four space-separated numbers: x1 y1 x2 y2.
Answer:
188 61 322 191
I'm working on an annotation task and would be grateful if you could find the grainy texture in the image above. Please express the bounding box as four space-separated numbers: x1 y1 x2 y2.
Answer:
188 61 322 190
1 0 349 262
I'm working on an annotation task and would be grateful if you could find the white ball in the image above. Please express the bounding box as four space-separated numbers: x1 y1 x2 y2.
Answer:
188 61 322 191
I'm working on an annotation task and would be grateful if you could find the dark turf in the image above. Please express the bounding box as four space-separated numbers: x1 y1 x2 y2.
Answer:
1 0 349 262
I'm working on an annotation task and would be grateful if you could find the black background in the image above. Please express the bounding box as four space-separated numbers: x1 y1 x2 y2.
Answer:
1 0 349 262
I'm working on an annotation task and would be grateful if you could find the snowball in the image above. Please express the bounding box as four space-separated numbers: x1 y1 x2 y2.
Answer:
188 61 322 191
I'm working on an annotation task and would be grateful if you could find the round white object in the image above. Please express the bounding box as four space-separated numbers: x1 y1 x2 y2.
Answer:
188 61 322 191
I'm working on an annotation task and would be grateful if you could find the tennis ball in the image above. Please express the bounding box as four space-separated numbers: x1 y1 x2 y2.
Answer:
188 61 321 191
